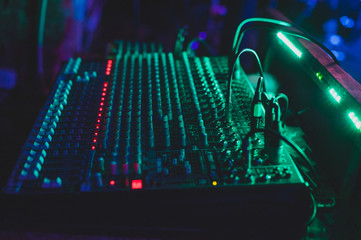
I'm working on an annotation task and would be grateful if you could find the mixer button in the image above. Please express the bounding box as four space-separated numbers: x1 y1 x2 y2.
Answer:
19 170 28 180
110 161 117 175
95 172 103 187
27 169 40 180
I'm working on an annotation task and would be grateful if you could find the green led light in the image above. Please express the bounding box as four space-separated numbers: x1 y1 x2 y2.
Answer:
348 112 361 129
277 32 302 58
329 88 341 103
316 72 323 80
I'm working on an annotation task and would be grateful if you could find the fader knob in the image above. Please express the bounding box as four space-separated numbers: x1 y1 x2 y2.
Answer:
95 172 103 187
110 161 118 175
97 157 105 172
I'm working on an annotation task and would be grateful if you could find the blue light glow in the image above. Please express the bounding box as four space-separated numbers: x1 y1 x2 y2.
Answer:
340 16 355 28
199 32 207 40
329 34 342 46
332 50 346 61
190 41 199 50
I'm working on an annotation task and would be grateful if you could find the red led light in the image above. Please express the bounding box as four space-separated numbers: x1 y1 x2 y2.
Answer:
91 146 95 150
131 180 143 190
97 119 101 123
96 126 100 129
106 60 112 75
94 132 98 136
100 102 104 106
104 82 108 87
102 92 106 96
99 107 103 111
101 97 105 101
103 88 107 92
110 180 115 186
93 139 97 143
98 113 102 117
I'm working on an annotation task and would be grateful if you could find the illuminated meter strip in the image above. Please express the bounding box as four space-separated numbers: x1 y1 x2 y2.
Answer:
106 59 113 75
91 81 109 151
329 88 341 103
276 33 359 131
348 112 361 129
277 32 302 58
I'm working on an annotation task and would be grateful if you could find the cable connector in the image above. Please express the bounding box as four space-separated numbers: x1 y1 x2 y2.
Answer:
265 98 283 164
250 76 264 131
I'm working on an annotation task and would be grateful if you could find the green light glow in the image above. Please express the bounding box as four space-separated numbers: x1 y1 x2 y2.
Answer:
316 72 323 80
277 32 302 58
329 88 341 103
348 112 361 129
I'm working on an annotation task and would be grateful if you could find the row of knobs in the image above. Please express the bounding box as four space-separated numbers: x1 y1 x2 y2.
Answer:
182 52 209 146
94 53 192 187
64 57 82 75
19 80 72 185
110 56 142 178
227 166 292 185
168 53 187 147
93 54 232 188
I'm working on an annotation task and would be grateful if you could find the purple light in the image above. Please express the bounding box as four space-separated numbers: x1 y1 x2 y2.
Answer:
190 41 199 50
218 6 227 16
199 32 207 40
211 5 228 16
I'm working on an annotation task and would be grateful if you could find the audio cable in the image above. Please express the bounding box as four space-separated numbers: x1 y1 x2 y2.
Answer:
225 48 264 122
174 26 188 58
264 97 284 165
232 17 292 53
250 76 265 132
232 17 338 64
241 127 319 189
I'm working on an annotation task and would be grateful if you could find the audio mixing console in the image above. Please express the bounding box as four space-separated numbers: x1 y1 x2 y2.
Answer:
2 41 310 233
